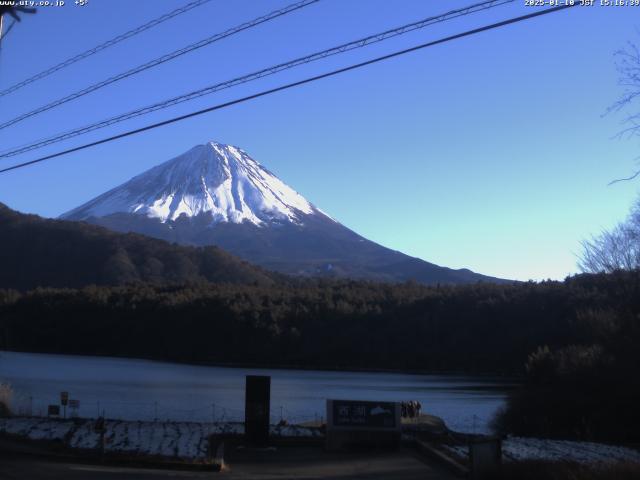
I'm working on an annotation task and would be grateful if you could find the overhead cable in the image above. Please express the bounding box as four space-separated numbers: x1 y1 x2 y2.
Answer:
0 0 320 130
0 0 215 97
0 0 514 158
0 4 577 175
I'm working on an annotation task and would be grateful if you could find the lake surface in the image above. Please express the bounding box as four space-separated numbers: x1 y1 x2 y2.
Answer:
0 351 515 433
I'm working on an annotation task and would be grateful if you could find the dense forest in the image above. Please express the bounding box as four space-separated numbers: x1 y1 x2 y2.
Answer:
0 270 637 373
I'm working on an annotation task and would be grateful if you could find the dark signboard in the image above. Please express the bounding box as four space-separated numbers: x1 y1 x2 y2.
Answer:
245 375 270 446
331 400 398 429
326 399 401 451
47 405 60 416
60 391 69 406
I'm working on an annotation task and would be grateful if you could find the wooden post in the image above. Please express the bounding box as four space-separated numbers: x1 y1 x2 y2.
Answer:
245 375 270 446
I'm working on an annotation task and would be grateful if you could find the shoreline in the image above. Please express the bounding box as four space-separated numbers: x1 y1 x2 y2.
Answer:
0 348 522 381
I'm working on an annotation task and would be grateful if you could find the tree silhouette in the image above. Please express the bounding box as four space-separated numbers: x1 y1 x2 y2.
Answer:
579 196 640 272
608 40 640 184
0 6 36 22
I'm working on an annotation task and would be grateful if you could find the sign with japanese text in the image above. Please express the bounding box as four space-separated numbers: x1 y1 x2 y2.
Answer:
327 399 400 430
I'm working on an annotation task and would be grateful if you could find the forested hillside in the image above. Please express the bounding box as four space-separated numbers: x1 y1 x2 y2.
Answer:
0 203 277 290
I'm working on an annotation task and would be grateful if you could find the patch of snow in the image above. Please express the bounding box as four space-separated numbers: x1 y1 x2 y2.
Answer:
442 443 468 459
0 417 73 441
68 421 100 449
1 417 321 461
443 437 640 465
269 424 318 438
503 437 640 464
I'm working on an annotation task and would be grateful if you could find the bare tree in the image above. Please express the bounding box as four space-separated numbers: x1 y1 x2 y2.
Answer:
609 40 640 135
0 6 36 50
579 197 640 273
608 40 640 184
579 38 640 272
0 6 36 22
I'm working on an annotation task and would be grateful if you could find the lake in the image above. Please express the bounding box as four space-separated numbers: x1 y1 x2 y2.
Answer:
0 351 515 433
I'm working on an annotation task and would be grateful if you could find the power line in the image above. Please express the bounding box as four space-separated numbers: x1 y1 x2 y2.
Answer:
0 4 577 176
0 0 515 159
0 0 320 131
0 0 214 98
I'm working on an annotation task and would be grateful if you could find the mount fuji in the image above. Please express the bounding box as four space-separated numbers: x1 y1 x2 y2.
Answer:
62 141 501 284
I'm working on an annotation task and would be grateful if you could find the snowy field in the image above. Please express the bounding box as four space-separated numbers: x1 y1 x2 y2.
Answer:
0 417 321 461
443 436 640 465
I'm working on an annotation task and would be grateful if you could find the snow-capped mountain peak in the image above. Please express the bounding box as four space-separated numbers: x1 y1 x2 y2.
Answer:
62 141 321 226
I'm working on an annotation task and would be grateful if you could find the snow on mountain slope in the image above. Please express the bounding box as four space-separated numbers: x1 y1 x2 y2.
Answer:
62 142 322 226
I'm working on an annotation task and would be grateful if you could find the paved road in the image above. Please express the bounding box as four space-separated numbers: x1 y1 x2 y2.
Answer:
0 457 212 480
0 448 456 479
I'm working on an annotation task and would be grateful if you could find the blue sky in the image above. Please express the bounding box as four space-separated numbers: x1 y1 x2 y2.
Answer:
0 0 638 281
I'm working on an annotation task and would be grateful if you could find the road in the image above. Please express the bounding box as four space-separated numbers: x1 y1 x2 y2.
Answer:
0 448 456 479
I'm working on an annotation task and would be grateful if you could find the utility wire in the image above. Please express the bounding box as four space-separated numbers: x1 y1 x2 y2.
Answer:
0 0 319 131
0 0 214 98
0 4 577 175
0 0 515 159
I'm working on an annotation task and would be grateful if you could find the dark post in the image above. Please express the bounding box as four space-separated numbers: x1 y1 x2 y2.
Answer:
245 375 270 446
469 436 502 479
94 416 106 460
60 391 68 419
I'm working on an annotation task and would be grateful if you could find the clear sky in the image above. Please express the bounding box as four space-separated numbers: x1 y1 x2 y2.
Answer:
0 0 638 281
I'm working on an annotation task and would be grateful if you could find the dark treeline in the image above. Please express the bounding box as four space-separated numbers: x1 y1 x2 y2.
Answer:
493 282 640 442
0 271 638 374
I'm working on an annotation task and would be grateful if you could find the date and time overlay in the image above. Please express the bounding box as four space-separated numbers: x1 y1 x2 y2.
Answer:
526 0 639 6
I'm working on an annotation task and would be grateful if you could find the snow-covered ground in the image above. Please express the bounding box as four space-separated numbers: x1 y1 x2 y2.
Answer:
0 417 321 461
7 416 635 466
443 436 640 465
0 417 73 442
503 437 640 464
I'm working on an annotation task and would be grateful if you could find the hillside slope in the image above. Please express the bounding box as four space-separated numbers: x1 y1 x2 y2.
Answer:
0 203 276 290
